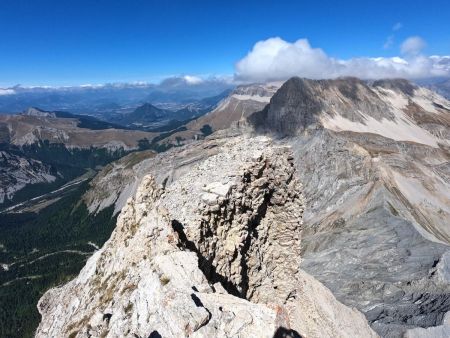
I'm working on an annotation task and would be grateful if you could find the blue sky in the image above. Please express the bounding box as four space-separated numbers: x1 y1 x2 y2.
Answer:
1 0 450 86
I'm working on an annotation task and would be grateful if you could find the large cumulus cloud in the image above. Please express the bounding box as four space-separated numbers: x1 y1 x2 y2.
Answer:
235 37 450 82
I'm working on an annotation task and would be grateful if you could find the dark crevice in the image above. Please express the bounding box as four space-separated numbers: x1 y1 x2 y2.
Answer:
171 160 275 301
191 293 204 307
171 220 242 298
102 313 112 323
433 102 450 112
273 327 303 338
190 293 212 330
161 177 169 190
148 331 162 338
239 189 273 298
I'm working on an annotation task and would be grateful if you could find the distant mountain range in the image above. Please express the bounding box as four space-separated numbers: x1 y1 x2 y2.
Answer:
110 89 232 131
0 107 158 207
155 82 284 144
418 77 450 100
0 77 233 117
0 83 233 207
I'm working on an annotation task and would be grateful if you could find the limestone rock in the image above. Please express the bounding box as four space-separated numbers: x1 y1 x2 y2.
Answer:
404 311 450 338
36 136 377 338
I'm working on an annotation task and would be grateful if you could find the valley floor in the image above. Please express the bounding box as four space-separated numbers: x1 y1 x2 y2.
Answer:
0 180 117 338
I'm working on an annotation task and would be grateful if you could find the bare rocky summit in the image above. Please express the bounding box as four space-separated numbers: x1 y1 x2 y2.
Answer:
36 135 377 338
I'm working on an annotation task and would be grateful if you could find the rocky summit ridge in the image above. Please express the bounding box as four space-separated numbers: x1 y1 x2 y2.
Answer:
36 135 377 338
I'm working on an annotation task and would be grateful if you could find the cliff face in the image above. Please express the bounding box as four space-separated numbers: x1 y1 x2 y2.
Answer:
36 135 377 338
158 82 283 144
291 131 450 337
0 150 58 204
188 82 282 132
250 77 450 148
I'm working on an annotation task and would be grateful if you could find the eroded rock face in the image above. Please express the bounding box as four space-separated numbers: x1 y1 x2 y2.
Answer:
68 77 450 338
187 82 282 132
0 150 58 204
405 311 450 338
290 131 450 337
169 147 303 303
36 136 377 338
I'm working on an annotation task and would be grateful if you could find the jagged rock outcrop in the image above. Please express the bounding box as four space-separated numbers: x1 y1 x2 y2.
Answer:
158 82 283 143
36 135 377 338
188 82 282 132
404 311 450 338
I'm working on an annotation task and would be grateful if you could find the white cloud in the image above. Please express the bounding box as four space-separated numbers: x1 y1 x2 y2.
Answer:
235 37 449 82
383 23 403 50
0 88 15 95
393 22 403 31
384 35 395 49
183 75 203 84
158 75 232 91
401 36 426 55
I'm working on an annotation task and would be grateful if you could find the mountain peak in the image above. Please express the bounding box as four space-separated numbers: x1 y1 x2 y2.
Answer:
21 107 56 117
119 103 167 125
372 78 417 96
248 76 450 145
137 102 160 109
